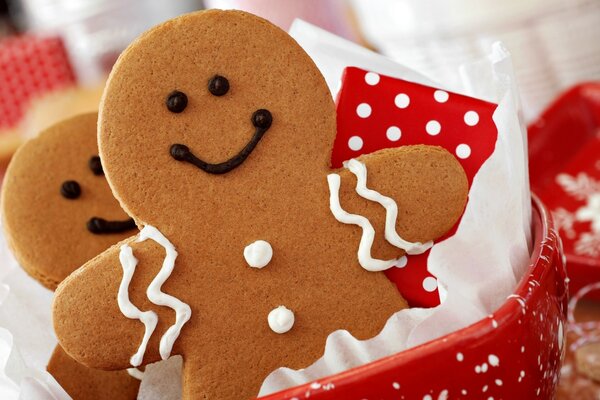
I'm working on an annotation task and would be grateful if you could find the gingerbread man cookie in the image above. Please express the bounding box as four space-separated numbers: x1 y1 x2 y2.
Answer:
53 11 468 399
1 113 139 399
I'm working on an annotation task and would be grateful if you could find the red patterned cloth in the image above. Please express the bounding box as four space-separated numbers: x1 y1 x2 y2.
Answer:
0 35 75 130
333 67 498 307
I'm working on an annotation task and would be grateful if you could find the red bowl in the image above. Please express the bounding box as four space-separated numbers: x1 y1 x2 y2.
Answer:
260 196 567 399
528 83 600 298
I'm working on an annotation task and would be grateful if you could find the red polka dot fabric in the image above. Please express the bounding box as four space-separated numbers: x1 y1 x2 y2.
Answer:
0 35 76 130
332 67 498 307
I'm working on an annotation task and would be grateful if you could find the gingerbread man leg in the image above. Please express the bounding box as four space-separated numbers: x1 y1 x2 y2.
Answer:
47 346 139 400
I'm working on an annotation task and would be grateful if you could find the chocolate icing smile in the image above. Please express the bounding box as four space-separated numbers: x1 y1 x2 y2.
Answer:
87 217 137 234
170 109 272 174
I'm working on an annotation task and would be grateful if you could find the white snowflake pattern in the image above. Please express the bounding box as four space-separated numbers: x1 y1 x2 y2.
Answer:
576 193 600 233
552 207 577 239
574 232 600 257
556 173 600 201
555 173 600 257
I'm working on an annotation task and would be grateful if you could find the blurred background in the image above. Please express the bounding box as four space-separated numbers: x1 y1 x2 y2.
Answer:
0 1 599 397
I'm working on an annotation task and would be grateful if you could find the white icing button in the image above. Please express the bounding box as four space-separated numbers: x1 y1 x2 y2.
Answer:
244 240 273 269
394 93 410 108
356 103 372 118
348 136 363 151
426 120 441 136
434 90 449 103
386 126 401 142
464 110 480 126
456 143 471 159
364 72 380 86
268 306 295 334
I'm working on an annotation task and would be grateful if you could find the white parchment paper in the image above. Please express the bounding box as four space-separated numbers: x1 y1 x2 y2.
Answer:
256 21 531 396
0 20 531 400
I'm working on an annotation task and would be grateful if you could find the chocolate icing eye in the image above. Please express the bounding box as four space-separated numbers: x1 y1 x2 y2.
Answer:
88 156 103 175
252 109 272 130
208 75 229 96
61 180 81 199
166 91 188 113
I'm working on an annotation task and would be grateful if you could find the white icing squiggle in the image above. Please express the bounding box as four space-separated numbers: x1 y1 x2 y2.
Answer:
127 367 144 380
345 159 433 255
117 245 158 367
327 174 402 271
137 225 192 361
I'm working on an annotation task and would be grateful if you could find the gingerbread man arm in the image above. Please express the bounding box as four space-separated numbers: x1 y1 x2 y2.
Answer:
331 145 468 262
53 236 176 370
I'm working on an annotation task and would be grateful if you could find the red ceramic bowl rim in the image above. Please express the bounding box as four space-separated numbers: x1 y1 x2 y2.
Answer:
260 194 557 399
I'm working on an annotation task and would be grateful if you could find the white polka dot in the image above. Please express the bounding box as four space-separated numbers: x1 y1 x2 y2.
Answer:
392 382 400 390
423 395 432 400
395 256 407 268
386 126 402 141
365 72 380 86
356 103 372 118
456 144 471 159
434 90 449 103
426 120 441 135
395 93 410 108
422 277 438 292
464 110 479 126
348 136 363 151
456 352 464 362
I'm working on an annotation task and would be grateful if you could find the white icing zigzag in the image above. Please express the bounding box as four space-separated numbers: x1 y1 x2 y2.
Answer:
117 245 158 367
345 159 433 255
117 225 192 366
327 174 403 271
327 158 434 271
138 225 192 361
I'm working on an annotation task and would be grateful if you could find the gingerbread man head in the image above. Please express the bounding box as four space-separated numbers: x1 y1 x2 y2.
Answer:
2 113 135 290
1 113 140 399
53 11 468 399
